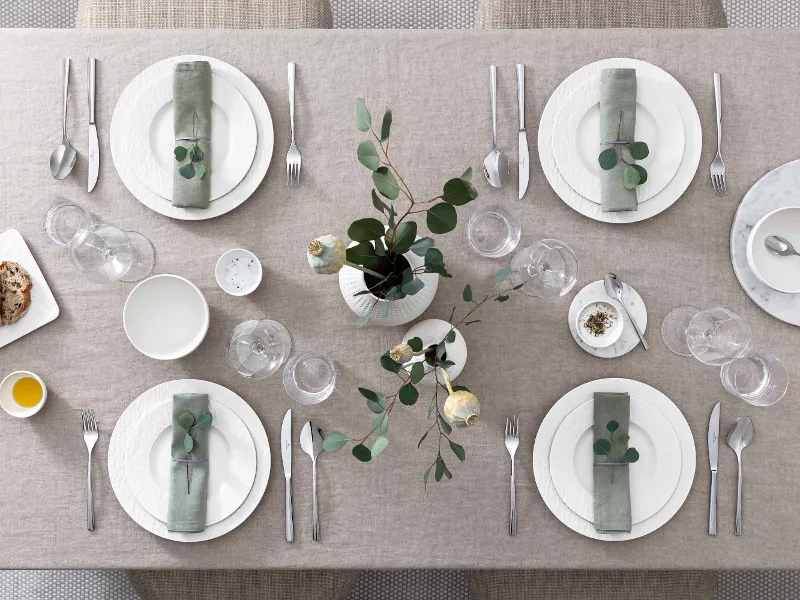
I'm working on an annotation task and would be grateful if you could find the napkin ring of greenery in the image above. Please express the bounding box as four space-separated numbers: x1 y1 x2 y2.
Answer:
598 110 649 190
175 409 212 494
593 420 640 484
174 111 207 180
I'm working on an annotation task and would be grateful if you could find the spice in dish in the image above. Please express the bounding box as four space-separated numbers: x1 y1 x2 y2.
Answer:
584 306 615 337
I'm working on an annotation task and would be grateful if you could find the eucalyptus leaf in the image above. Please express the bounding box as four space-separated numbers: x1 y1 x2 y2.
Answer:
631 164 648 185
622 165 641 189
373 166 400 200
449 440 465 461
424 247 444 267
423 466 431 488
360 303 374 327
352 443 372 462
189 146 204 162
442 461 452 479
442 177 478 206
452 385 471 393
195 411 213 431
418 430 430 449
461 167 473 181
348 217 386 242
428 396 436 419
174 146 188 161
435 455 445 481
622 448 640 463
598 147 618 170
380 353 402 373
384 285 406 301
177 411 195 431
437 359 455 369
179 163 195 179
593 439 611 455
357 140 380 171
371 436 389 457
380 109 392 141
438 415 452 435
391 221 417 255
426 202 457 234
373 414 389 435
399 383 419 406
372 190 389 216
408 237 435 256
382 299 389 318
435 341 447 361
359 387 386 408
618 434 630 444
183 433 194 453
628 141 649 160
606 420 619 433
465 320 481 325
346 242 381 271
401 275 425 296
407 337 423 352
462 285 472 302
197 164 206 179
446 330 456 343
356 98 371 132
495 266 512 287
410 362 425 384
322 431 349 452
495 295 510 302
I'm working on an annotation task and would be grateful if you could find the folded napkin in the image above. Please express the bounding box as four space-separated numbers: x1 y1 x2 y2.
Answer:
172 61 211 209
593 391 632 533
167 393 209 533
600 68 638 213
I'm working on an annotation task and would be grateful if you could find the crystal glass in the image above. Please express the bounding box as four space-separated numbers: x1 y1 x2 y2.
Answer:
511 239 578 298
226 320 292 379
283 352 337 405
663 306 752 365
36 196 93 248
466 204 521 258
68 224 155 283
721 351 788 406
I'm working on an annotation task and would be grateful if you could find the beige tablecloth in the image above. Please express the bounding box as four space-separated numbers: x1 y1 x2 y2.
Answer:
0 28 799 570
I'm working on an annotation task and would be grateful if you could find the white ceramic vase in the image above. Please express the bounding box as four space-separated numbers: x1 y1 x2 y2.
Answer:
402 319 467 386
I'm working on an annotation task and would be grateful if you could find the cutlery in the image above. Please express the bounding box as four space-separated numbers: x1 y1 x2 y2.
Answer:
50 58 77 180
603 273 649 350
87 57 99 192
483 65 509 188
710 73 727 196
300 421 324 541
281 409 293 542
81 409 98 531
286 62 302 186
504 415 519 536
727 417 754 536
707 402 720 536
517 64 529 200
765 235 800 258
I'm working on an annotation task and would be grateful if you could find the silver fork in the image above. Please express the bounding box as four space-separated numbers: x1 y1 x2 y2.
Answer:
505 415 519 536
710 72 726 196
81 409 98 531
286 62 301 185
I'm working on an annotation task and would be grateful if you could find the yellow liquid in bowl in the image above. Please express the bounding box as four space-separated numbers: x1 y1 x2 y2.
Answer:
12 377 43 408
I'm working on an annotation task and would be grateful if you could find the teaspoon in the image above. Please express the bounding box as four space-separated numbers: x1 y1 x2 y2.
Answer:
50 58 77 180
483 65 509 188
727 417 754 536
765 235 800 258
603 273 648 350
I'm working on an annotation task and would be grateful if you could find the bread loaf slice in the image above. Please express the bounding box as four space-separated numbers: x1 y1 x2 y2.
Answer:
0 261 33 326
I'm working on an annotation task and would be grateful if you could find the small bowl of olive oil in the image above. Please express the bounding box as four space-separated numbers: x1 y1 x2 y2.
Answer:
0 371 47 418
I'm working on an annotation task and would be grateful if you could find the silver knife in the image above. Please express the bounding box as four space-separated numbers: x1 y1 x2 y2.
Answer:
87 57 99 192
281 409 293 542
517 64 529 200
708 401 720 536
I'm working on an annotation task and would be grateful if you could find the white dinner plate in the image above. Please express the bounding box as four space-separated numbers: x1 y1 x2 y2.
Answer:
108 379 270 542
552 76 685 204
125 400 257 526
126 74 258 202
533 378 695 541
746 206 800 294
539 58 702 224
549 396 681 525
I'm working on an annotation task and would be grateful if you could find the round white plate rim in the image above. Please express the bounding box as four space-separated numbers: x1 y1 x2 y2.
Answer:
549 396 681 524
552 76 685 204
533 377 696 541
108 379 270 542
124 399 256 526
539 58 702 224
126 73 258 202
111 54 273 221
745 206 800 294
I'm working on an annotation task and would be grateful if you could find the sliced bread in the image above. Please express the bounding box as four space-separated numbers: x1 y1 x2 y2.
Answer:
0 261 33 326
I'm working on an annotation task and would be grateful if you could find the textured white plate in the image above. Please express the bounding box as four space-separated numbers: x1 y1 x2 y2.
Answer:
111 55 273 221
0 230 59 350
552 76 685 204
125 399 257 527
539 58 702 224
126 74 257 202
549 396 681 525
746 206 800 294
108 379 270 542
533 378 695 541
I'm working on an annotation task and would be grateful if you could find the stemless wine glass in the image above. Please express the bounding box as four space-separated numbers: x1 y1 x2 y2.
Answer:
226 319 292 379
661 306 752 365
68 224 155 283
283 352 337 405
721 351 788 406
511 239 578 298
466 204 521 258
36 196 93 248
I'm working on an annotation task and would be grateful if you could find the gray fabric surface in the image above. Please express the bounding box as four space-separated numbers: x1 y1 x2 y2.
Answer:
171 62 211 209
599 69 638 213
2 28 800 571
592 392 632 532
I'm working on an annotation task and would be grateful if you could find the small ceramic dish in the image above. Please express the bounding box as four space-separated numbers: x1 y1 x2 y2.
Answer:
0 371 47 418
215 249 263 296
576 300 623 348
746 206 800 294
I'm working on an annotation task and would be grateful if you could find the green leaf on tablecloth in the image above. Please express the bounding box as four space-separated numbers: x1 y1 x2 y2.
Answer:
435 455 445 481
356 98 371 132
622 165 640 189
408 237 434 257
628 141 649 160
371 436 389 457
428 396 436 419
373 166 400 200
360 387 386 414
357 140 380 171
391 221 417 255
323 432 349 452
426 202 457 234
373 414 389 435
174 146 188 161
598 147 618 170
177 411 194 431
465 320 481 326
495 295 509 302
352 443 372 462
418 430 430 449
461 167 473 181
183 432 194 453
195 411 212 430
399 383 419 406
462 285 472 302
593 439 611 455
423 466 431 488
442 177 477 206
449 440 465 461
622 448 640 463
381 353 403 373
410 362 425 384
407 337 423 352
606 420 619 433
438 415 452 435
631 164 648 185
380 109 392 141
495 266 511 287
179 163 195 179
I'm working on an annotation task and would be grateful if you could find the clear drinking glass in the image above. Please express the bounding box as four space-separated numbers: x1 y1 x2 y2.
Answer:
721 351 788 406
283 352 337 405
36 196 93 248
662 306 752 365
68 224 155 283
511 239 578 298
226 319 292 379
466 204 521 258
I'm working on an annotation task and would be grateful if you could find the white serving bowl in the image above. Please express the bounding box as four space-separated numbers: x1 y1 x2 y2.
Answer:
746 206 800 294
123 274 210 360
215 248 263 296
0 371 47 418
576 300 623 348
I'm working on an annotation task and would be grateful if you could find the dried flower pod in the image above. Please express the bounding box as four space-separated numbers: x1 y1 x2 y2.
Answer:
307 235 347 275
389 343 414 363
443 390 480 428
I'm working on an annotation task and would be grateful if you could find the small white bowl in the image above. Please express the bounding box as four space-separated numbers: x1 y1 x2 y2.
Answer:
746 206 800 294
123 274 210 360
576 300 623 348
0 371 47 418
215 249 263 296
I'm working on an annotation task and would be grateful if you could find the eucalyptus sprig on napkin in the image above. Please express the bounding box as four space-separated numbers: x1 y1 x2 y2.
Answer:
177 409 212 494
598 110 649 190
174 111 207 180
593 419 640 484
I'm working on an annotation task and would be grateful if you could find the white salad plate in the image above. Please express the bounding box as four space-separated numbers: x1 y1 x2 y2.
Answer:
533 378 695 541
125 399 257 527
539 58 702 224
549 396 681 525
552 76 685 204
746 206 800 294
126 74 258 202
108 379 270 542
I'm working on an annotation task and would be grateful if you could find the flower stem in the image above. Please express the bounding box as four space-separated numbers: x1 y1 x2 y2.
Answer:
344 260 384 279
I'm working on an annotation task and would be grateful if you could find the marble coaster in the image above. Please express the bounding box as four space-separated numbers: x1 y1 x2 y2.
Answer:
731 159 800 326
568 280 648 358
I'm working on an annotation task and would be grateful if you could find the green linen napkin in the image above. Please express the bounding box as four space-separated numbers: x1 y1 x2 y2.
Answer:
600 68 638 213
593 391 632 533
172 61 211 209
167 393 209 533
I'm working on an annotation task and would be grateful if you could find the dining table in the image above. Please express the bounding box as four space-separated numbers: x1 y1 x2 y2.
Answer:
1 27 800 571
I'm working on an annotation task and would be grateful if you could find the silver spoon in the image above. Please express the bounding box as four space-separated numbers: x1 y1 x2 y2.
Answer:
727 417 754 536
300 421 324 541
765 235 800 258
483 65 508 188
50 57 77 180
603 273 648 350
